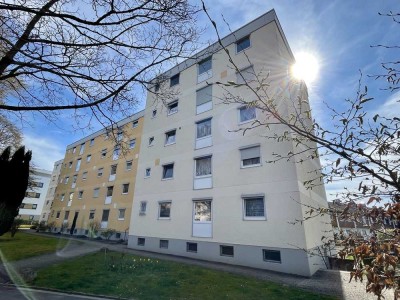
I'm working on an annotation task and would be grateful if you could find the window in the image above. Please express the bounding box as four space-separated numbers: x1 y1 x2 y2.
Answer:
122 183 129 194
69 161 73 168
165 130 176 145
236 65 255 85
236 35 250 53
198 56 212 76
90 138 95 146
170 73 180 87
137 238 145 246
106 186 114 197
129 139 136 149
132 120 139 128
240 145 261 167
220 245 234 257
162 163 174 179
113 147 120 160
148 137 154 147
32 204 37 209
64 176 69 184
239 106 256 123
79 143 85 155
194 201 211 222
26 192 40 198
89 210 95 219
263 249 281 263
126 160 133 171
195 156 211 177
97 168 104 177
75 159 82 171
32 181 44 188
56 211 60 219
20 203 25 208
167 100 178 115
159 202 171 219
196 118 211 139
145 168 151 177
155 81 160 91
64 211 70 220
78 191 84 199
72 147 76 153
160 240 169 249
93 188 100 198
86 154 92 162
139 201 147 215
61 193 65 201
196 85 212 114
101 149 107 158
243 196 265 219
110 164 117 175
186 242 198 253
118 209 126 220
117 131 123 142
82 172 88 180
152 109 157 118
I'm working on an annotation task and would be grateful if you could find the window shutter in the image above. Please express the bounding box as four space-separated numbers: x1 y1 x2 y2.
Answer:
196 85 212 106
240 146 260 160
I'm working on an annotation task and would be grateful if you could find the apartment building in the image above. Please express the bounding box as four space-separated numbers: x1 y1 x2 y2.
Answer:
19 168 52 221
47 112 144 239
40 159 63 223
127 10 332 277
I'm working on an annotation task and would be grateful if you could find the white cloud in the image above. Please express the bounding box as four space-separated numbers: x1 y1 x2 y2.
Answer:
23 134 65 171
375 90 400 118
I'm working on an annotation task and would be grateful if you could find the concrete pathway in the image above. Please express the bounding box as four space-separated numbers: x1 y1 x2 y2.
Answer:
0 232 394 299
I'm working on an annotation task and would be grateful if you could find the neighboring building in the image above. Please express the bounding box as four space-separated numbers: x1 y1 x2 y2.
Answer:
47 111 144 239
18 168 52 221
127 10 332 277
40 159 63 223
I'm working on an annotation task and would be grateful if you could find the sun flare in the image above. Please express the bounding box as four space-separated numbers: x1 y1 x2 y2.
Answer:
291 52 319 85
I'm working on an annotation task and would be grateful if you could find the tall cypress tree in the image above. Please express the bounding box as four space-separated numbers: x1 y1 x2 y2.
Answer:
0 146 31 236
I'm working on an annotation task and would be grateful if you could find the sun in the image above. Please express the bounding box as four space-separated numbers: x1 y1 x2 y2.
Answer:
291 52 319 85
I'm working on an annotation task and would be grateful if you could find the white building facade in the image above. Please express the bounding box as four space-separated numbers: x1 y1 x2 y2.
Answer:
19 168 52 221
128 10 332 277
40 159 63 223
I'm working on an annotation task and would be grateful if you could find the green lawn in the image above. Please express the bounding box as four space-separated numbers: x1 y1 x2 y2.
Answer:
0 232 67 262
33 251 337 300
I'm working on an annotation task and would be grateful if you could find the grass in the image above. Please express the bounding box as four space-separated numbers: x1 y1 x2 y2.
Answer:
33 251 337 300
0 231 67 262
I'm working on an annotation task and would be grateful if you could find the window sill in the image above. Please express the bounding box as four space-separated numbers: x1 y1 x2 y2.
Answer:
243 217 266 221
240 164 262 169
164 142 176 147
238 118 256 126
161 177 174 181
263 259 282 264
144 176 150 179
122 193 128 195
139 212 146 216
158 217 171 220
236 45 252 55
194 175 212 179
118 218 125 221
148 144 154 147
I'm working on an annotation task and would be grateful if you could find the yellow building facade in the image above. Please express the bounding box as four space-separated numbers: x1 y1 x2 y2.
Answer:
47 111 144 239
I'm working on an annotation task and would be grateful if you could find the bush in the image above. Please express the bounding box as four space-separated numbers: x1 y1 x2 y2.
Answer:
10 218 24 237
88 220 100 238
101 228 116 240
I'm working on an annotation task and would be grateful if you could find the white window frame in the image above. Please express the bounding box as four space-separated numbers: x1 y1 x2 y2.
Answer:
129 138 136 149
126 160 133 171
170 73 180 87
82 172 88 180
152 109 157 118
167 100 178 115
101 149 107 159
78 190 83 199
194 156 212 178
240 145 261 168
118 208 126 220
139 201 147 215
122 183 129 194
158 201 171 219
86 154 92 162
238 105 257 124
132 120 139 128
165 129 176 146
97 168 104 177
242 195 266 221
148 137 155 147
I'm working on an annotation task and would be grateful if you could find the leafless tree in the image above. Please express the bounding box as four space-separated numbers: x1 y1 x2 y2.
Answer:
202 3 399 299
0 0 200 126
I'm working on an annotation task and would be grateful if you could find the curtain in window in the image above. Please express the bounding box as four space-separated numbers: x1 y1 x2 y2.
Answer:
196 157 211 176
166 131 176 144
163 165 174 178
159 203 171 218
236 66 255 84
194 201 211 221
196 85 212 106
245 198 264 217
196 119 211 138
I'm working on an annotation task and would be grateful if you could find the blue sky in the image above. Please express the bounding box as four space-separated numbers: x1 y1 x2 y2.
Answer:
21 0 400 176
